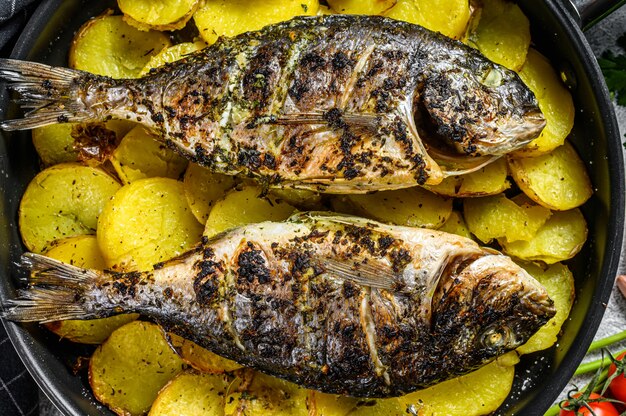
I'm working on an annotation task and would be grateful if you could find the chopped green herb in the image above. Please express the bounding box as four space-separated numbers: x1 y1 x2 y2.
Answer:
598 33 626 106
301 3 308 12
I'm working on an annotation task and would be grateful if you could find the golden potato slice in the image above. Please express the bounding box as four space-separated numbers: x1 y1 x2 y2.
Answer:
149 371 230 416
168 333 242 373
437 211 472 240
499 208 587 264
32 124 79 166
463 194 551 243
183 164 236 224
231 371 309 416
327 0 396 15
89 321 186 416
194 0 318 44
119 0 199 31
516 262 575 355
508 141 593 211
97 177 203 270
110 126 188 184
347 187 452 228
19 164 120 253
425 158 510 197
466 0 530 71
386 0 471 40
70 14 171 78
514 49 575 156
204 185 295 238
269 188 323 211
43 235 138 344
313 353 519 416
139 41 207 76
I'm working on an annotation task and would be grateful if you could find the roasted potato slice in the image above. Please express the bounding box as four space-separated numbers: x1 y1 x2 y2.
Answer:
89 321 187 416
183 164 236 224
314 352 519 416
269 188 323 211
328 0 396 15
204 185 296 238
70 14 171 78
516 262 575 355
194 0 318 44
466 0 530 70
437 210 472 239
168 334 243 373
386 0 471 40
110 126 188 184
97 177 203 270
119 0 200 31
43 235 138 344
514 49 575 156
463 194 551 244
499 208 587 264
19 164 120 253
508 141 593 211
347 187 452 228
231 371 310 416
425 158 510 197
32 124 79 166
139 41 207 76
149 371 231 416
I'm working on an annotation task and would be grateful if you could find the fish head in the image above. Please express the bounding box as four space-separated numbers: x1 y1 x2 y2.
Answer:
432 255 555 364
419 56 546 157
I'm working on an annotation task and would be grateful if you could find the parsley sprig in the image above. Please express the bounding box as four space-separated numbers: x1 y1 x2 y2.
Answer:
598 33 626 106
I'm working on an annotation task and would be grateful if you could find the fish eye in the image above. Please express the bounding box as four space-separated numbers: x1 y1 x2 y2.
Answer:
480 325 511 349
481 67 504 88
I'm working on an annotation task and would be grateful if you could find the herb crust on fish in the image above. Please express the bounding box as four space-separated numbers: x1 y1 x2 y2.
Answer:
0 15 545 193
3 213 555 398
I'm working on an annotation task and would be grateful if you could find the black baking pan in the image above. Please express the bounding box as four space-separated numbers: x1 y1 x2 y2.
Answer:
0 0 624 414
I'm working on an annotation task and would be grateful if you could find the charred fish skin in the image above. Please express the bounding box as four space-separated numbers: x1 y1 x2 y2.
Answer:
5 213 555 398
0 15 545 192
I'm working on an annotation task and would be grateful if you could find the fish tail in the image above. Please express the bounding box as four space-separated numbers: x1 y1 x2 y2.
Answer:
0 59 107 130
2 253 108 323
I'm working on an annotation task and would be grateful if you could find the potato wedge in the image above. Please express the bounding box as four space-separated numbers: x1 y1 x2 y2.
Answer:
347 187 452 228
437 211 472 239
463 194 551 244
466 0 530 71
327 0 396 15
43 235 138 344
19 164 120 253
168 333 242 373
516 262 575 355
89 321 186 416
231 371 310 416
499 208 587 264
194 0 318 44
313 352 519 416
149 371 230 416
425 158 510 197
97 177 203 270
508 141 593 211
204 185 295 238
140 41 207 76
119 0 199 31
514 49 575 156
183 163 236 224
110 126 188 184
386 0 471 40
70 14 171 78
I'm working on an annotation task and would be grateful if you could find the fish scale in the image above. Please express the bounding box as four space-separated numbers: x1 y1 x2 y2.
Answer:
0 14 545 193
3 212 555 397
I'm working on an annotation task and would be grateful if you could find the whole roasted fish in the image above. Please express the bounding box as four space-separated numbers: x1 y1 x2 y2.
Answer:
4 213 555 397
0 15 545 193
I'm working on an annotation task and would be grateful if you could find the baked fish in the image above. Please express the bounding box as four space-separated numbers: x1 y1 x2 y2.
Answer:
4 212 555 397
0 15 545 193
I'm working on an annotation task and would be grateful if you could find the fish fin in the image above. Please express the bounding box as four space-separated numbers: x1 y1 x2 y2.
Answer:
426 145 501 176
323 257 396 291
0 59 95 130
2 253 101 323
274 111 379 130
